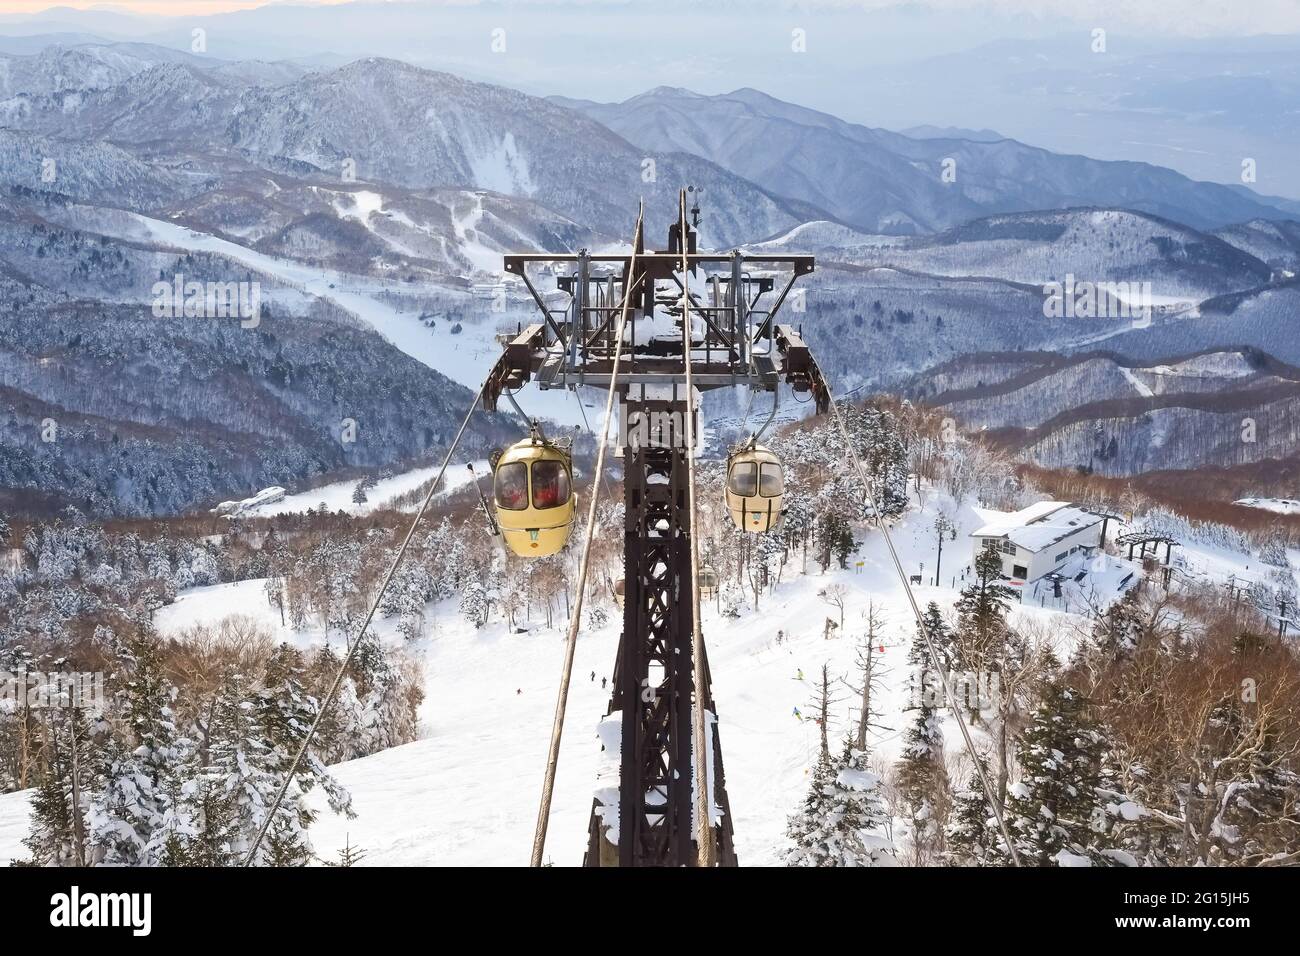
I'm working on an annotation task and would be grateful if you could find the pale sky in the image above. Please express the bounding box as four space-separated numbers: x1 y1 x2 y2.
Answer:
0 0 352 14
2 0 1299 36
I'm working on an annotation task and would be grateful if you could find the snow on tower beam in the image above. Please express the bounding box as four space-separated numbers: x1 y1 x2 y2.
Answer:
492 240 815 397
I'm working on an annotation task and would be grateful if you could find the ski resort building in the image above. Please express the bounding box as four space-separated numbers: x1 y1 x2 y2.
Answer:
969 501 1104 582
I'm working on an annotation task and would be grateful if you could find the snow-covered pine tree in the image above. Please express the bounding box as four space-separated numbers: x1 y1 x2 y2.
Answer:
832 741 894 865
916 600 953 671
86 632 191 866
785 749 835 865
198 659 350 867
944 754 998 865
1260 537 1290 569
253 644 354 866
21 772 77 866
20 710 93 866
786 740 895 867
459 579 490 628
304 644 363 764
1000 680 1108 866
837 401 910 519
896 614 950 864
720 582 747 618
1087 588 1143 663
779 486 814 573
170 768 236 866
351 480 369 506
953 541 1015 675
381 562 430 640
198 669 278 865
814 511 855 572
349 634 422 755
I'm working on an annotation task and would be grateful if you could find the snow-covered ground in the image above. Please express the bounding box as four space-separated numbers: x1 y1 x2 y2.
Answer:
236 460 487 518
1118 365 1154 398
0 489 1283 866
1235 497 1300 516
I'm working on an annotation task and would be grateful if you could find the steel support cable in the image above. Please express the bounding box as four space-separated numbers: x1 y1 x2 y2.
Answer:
243 379 488 866
677 190 716 868
824 389 1022 867
529 209 646 867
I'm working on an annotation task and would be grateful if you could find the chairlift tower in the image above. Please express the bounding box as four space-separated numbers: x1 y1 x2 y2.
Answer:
484 192 826 866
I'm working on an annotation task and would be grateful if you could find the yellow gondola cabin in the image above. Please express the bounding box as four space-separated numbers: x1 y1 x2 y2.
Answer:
725 443 784 533
492 434 576 558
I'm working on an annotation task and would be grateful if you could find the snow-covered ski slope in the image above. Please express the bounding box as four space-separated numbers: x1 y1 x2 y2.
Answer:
70 210 590 425
0 490 1282 866
236 460 488 519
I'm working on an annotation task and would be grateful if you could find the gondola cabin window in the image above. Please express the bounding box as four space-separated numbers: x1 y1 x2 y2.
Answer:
728 461 757 497
495 461 528 510
532 460 571 509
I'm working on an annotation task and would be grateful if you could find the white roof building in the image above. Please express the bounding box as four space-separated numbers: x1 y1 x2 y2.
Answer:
969 501 1103 582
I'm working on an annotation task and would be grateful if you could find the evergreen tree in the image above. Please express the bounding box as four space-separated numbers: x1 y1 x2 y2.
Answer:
349 634 422 755
896 618 949 864
86 632 190 866
22 770 78 866
195 660 351 867
304 644 348 761
253 645 354 866
838 402 910 519
172 772 236 866
945 754 999 865
814 512 856 572
779 487 814 571
785 750 835 865
953 541 1015 674
326 835 368 867
720 583 746 618
999 681 1108 866
459 579 490 628
21 711 93 866
351 480 369 506
786 741 895 867
199 669 274 865
1089 589 1143 660
915 601 953 671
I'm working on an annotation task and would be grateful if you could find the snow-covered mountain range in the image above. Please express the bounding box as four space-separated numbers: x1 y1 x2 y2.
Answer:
905 348 1300 477
3 38 1298 516
556 86 1300 234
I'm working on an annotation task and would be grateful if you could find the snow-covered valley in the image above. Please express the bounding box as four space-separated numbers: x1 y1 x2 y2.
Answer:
8 482 1281 866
